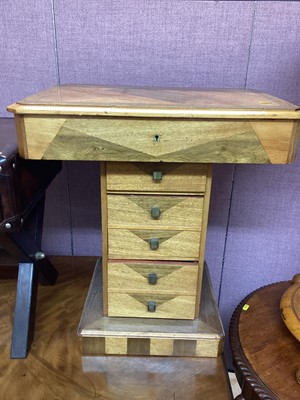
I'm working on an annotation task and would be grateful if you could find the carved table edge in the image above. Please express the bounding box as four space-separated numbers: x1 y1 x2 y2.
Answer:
229 282 287 400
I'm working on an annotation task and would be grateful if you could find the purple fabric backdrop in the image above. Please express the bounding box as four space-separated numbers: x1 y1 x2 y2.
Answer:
0 1 58 117
1 0 300 367
54 1 254 88
247 2 300 104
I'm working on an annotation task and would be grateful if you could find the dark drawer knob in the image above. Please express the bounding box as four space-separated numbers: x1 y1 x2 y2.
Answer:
149 238 159 250
152 170 162 181
148 272 158 285
147 300 156 312
151 206 161 219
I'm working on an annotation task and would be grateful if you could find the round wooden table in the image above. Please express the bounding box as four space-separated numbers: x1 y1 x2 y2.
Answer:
230 281 300 400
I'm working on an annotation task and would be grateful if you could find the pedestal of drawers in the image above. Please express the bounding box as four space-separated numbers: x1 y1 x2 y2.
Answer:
101 161 212 321
77 161 223 358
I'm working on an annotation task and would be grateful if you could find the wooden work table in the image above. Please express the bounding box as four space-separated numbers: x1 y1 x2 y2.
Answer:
8 85 300 360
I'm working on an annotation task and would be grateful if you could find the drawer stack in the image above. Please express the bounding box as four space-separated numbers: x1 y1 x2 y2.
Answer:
101 162 212 320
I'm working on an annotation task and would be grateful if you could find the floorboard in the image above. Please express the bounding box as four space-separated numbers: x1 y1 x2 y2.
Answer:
0 256 233 400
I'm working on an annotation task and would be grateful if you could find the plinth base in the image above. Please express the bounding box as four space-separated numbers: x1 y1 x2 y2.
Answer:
78 259 224 357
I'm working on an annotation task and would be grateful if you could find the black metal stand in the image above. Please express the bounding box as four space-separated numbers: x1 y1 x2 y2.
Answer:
10 261 38 358
0 195 58 358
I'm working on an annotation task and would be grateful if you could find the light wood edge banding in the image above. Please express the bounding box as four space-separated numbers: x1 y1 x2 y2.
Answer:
7 103 300 120
100 162 108 315
14 115 29 159
195 165 212 316
286 120 300 163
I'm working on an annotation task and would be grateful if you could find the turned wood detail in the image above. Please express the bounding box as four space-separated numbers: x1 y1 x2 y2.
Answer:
229 284 283 400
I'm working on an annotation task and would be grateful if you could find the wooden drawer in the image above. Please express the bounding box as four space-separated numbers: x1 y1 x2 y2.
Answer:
107 194 203 230
106 162 208 193
108 292 196 319
107 261 199 294
108 229 201 260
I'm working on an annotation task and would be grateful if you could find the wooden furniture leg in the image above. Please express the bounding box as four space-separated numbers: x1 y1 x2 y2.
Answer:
10 261 38 358
3 231 58 358
0 197 58 358
8 230 58 286
12 194 58 286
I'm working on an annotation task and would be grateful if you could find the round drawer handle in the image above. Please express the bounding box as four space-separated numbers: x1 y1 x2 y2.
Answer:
151 206 161 219
149 238 159 250
147 300 156 312
152 170 163 181
148 272 158 285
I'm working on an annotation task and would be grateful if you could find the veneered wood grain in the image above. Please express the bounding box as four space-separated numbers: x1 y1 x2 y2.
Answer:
250 120 300 164
8 86 299 163
20 116 274 163
107 261 198 294
107 194 204 230
105 336 128 355
79 259 224 357
196 166 212 315
9 85 300 119
100 162 108 315
104 162 211 319
14 115 29 159
108 228 201 260
150 338 174 355
109 292 195 319
106 162 208 192
23 115 66 159
45 117 266 162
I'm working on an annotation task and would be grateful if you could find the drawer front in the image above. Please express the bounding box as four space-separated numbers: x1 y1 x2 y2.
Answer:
22 116 282 164
108 293 196 319
108 229 201 260
107 194 203 229
106 162 208 193
107 261 198 294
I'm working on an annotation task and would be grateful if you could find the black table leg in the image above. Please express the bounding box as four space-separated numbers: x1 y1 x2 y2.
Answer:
1 232 58 358
9 230 58 286
10 261 38 359
1 194 59 358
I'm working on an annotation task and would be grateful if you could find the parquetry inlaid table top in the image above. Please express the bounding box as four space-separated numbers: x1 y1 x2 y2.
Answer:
8 85 300 163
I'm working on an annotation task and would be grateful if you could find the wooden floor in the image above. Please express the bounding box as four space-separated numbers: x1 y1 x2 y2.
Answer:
0 256 233 400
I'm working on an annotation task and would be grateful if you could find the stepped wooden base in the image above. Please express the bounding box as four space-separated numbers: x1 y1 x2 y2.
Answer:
78 259 224 357
0 257 233 400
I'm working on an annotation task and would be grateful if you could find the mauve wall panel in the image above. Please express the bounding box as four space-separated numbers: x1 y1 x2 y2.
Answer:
0 1 58 117
67 162 101 256
42 163 72 256
219 1 300 364
206 165 235 296
247 1 300 104
220 145 300 366
220 149 300 312
54 1 254 87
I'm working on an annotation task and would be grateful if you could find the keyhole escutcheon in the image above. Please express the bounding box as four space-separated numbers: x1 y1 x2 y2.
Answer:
153 134 160 144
